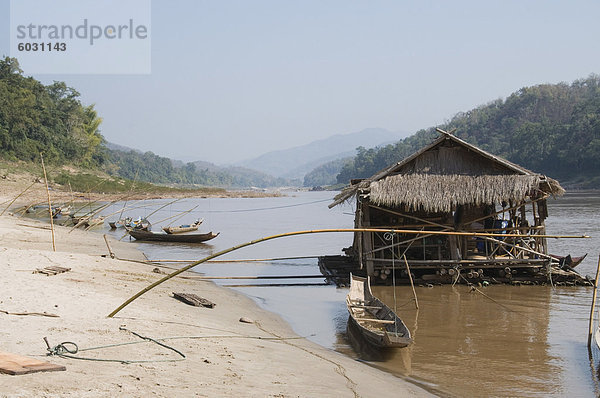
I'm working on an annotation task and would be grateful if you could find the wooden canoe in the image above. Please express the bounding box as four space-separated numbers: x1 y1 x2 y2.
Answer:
128 229 219 243
550 253 587 269
162 219 203 234
346 274 412 348
109 217 132 230
71 215 105 228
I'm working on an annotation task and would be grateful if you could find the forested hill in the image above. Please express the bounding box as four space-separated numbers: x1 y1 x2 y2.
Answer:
336 76 600 188
0 57 106 166
0 57 291 188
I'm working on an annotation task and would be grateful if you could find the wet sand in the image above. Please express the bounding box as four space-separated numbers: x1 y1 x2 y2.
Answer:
0 209 433 397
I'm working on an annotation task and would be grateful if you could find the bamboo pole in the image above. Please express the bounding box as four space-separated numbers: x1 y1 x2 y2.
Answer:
222 283 329 288
588 255 600 349
403 254 419 309
19 200 46 216
40 154 56 252
117 170 139 222
143 198 182 220
108 227 590 317
103 234 115 259
148 255 322 263
183 275 325 280
115 199 183 240
152 204 199 227
100 202 151 222
480 235 553 260
69 177 112 215
0 181 37 217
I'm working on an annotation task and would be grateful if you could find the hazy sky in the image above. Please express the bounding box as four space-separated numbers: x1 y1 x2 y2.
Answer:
2 1 600 164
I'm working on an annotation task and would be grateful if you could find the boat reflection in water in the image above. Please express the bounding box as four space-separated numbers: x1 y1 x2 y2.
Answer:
345 318 403 363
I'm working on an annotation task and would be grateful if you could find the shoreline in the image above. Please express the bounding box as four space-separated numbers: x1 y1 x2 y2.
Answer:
0 204 434 397
0 170 284 207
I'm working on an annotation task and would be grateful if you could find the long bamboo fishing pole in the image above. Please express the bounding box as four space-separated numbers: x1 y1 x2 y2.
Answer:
19 199 48 216
100 202 152 221
183 275 325 280
76 192 146 231
223 283 329 288
71 202 112 231
143 198 182 221
117 169 140 222
148 255 322 263
479 235 554 260
0 181 36 217
152 204 199 227
40 154 56 252
70 177 141 219
69 176 113 215
108 227 590 317
402 254 419 309
116 198 184 240
84 200 156 231
588 254 600 349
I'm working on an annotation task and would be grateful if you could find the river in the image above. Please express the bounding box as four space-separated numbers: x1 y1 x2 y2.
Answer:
99 190 600 397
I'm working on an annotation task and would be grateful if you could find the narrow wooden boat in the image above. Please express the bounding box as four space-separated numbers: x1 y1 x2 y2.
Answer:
128 229 219 243
109 217 132 230
162 219 203 234
86 216 106 228
71 215 106 228
127 217 151 231
346 274 412 348
550 253 588 269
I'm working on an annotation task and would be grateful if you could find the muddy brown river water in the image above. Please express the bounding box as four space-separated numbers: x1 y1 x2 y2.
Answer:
97 190 600 397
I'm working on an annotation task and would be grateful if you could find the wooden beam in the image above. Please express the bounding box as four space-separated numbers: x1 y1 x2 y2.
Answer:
353 318 395 324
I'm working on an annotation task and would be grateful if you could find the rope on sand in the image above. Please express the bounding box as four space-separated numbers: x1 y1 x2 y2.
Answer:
44 327 314 364
45 328 186 364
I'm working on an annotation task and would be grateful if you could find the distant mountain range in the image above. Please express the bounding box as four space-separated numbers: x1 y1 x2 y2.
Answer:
104 128 407 187
236 128 406 179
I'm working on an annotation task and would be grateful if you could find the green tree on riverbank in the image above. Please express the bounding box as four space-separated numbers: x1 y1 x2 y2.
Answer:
0 57 292 188
0 57 106 166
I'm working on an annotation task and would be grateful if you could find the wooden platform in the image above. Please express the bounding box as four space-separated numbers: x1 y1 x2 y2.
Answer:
0 351 65 375
317 255 355 287
318 255 592 287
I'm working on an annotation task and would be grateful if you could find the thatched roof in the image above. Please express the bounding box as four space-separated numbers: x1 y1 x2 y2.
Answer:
330 130 565 211
369 174 563 213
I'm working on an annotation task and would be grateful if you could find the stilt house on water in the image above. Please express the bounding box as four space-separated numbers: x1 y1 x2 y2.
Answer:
321 129 589 286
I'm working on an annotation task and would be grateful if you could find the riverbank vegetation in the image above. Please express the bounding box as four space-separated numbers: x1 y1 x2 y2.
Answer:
0 56 290 190
335 76 600 189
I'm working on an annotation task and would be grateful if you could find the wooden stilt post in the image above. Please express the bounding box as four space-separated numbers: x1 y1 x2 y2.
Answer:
588 254 600 349
40 154 56 252
403 254 419 309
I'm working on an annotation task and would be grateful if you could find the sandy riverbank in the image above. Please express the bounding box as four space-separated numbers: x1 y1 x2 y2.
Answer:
0 169 282 206
0 210 433 397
